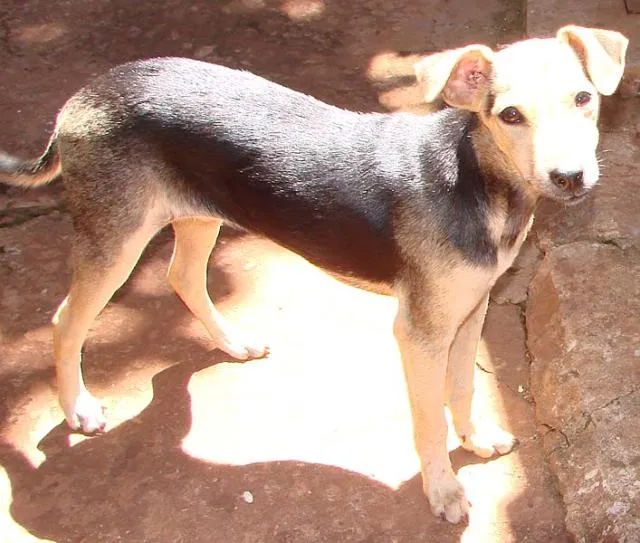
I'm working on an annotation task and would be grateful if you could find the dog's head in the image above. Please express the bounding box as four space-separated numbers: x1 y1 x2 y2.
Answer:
414 26 628 203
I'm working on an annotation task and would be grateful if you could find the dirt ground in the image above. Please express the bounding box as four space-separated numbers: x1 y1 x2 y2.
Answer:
0 1 568 542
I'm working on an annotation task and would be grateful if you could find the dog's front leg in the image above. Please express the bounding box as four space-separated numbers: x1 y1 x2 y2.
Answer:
393 289 469 524
446 294 517 458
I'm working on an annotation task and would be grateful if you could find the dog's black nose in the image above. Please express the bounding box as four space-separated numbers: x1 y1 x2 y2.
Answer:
549 169 584 192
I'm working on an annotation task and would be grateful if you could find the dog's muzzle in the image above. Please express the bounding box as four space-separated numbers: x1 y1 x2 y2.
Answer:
548 169 591 203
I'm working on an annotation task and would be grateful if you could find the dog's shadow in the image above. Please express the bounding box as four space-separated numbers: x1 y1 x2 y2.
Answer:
0 354 480 543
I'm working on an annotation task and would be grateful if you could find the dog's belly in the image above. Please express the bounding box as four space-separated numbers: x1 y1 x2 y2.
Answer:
157 138 403 286
201 181 401 287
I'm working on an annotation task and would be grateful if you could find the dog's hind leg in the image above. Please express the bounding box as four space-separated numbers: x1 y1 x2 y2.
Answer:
167 218 269 360
446 294 517 458
53 209 164 433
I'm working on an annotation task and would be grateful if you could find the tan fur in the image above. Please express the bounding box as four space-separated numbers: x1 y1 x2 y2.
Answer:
326 271 393 296
393 260 497 522
0 134 61 188
56 94 114 139
489 39 602 194
168 219 269 360
416 26 628 201
415 45 494 109
557 26 629 96
10 157 61 187
52 205 166 431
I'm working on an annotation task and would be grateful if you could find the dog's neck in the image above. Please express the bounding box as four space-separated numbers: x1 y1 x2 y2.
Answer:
448 113 539 248
467 117 538 202
465 115 538 248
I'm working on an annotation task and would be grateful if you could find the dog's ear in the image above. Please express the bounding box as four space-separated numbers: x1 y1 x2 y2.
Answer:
557 25 628 96
414 45 494 111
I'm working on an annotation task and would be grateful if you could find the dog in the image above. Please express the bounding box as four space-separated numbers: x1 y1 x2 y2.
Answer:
0 25 627 523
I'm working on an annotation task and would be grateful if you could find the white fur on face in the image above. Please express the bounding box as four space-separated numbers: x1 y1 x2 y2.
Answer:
487 39 601 199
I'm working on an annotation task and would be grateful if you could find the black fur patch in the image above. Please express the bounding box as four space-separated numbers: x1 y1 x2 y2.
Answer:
448 125 497 266
414 111 498 267
72 59 531 282
501 184 533 248
120 60 401 283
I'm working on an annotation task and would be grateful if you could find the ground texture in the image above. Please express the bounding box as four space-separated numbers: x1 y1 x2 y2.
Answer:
0 1 637 542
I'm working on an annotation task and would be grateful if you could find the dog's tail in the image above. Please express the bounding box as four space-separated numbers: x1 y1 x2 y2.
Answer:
0 134 61 188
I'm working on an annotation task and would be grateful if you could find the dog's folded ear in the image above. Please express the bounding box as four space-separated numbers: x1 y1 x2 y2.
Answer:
414 45 494 111
557 25 629 96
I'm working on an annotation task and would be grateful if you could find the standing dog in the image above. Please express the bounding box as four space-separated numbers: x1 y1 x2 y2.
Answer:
0 25 627 523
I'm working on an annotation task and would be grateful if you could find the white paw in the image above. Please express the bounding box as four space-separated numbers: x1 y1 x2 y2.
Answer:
425 474 470 524
460 424 517 458
215 332 270 360
62 392 106 434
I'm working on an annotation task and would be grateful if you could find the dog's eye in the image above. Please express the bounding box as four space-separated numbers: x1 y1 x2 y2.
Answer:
575 91 592 107
498 107 525 125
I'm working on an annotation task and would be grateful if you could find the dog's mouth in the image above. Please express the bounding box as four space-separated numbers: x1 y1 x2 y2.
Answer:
540 186 591 204
566 191 591 205
539 180 593 205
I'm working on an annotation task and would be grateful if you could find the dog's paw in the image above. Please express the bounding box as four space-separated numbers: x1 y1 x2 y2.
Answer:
425 475 470 524
63 392 107 434
215 333 270 361
460 424 517 458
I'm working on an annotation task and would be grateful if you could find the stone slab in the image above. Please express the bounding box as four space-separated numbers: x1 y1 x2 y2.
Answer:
491 235 542 305
527 241 640 542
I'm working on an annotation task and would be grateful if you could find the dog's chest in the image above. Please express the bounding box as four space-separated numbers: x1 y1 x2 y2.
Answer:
493 215 534 284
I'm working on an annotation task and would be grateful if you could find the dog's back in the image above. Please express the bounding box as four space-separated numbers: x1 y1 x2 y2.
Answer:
58 59 407 281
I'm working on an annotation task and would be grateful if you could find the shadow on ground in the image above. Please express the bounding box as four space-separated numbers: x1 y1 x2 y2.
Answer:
1 216 566 542
0 220 475 542
0 359 473 543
